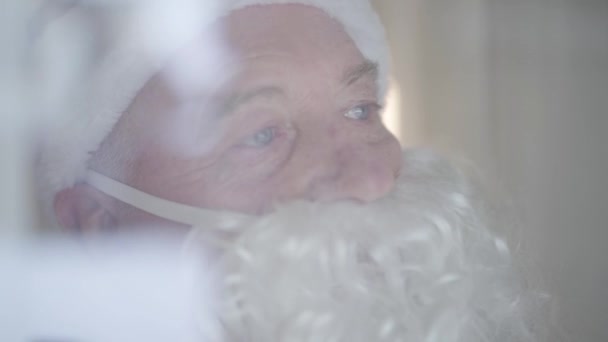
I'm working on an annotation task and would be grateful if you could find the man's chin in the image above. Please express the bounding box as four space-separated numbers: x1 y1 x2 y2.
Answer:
185 149 545 342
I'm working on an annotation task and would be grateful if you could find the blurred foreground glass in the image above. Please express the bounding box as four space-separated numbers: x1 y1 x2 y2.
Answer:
0 1 227 340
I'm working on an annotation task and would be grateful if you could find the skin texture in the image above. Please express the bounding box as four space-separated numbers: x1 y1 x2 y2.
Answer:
54 4 402 233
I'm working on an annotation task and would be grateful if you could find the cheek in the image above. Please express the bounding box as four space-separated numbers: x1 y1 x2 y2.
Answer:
204 183 277 214
192 158 279 214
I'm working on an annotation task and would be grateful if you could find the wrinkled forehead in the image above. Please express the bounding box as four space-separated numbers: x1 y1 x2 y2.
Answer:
222 4 363 60
157 3 372 104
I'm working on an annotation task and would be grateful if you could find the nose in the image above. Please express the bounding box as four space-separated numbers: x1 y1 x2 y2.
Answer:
307 140 401 203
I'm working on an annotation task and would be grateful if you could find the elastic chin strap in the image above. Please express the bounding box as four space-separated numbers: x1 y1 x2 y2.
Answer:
85 170 251 229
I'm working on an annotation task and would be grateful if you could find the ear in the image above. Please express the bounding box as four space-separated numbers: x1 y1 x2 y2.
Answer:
54 184 118 234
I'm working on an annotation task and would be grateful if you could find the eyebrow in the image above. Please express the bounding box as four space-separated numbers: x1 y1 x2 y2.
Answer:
219 86 285 117
216 61 378 117
342 60 379 86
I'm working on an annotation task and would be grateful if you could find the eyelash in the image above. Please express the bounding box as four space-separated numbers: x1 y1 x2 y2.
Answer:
344 103 382 121
241 126 278 148
238 102 381 150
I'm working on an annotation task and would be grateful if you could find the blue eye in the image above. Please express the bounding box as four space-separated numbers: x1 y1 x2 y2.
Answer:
344 105 373 120
242 127 276 147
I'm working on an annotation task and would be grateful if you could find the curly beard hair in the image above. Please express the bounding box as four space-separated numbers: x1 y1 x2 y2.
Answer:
185 149 548 342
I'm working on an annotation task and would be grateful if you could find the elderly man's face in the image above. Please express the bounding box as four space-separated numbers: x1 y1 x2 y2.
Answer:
86 5 401 228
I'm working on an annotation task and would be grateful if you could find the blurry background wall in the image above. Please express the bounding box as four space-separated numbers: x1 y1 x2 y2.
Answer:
374 0 608 341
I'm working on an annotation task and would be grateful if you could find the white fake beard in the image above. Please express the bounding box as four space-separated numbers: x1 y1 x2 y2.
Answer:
185 149 544 342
